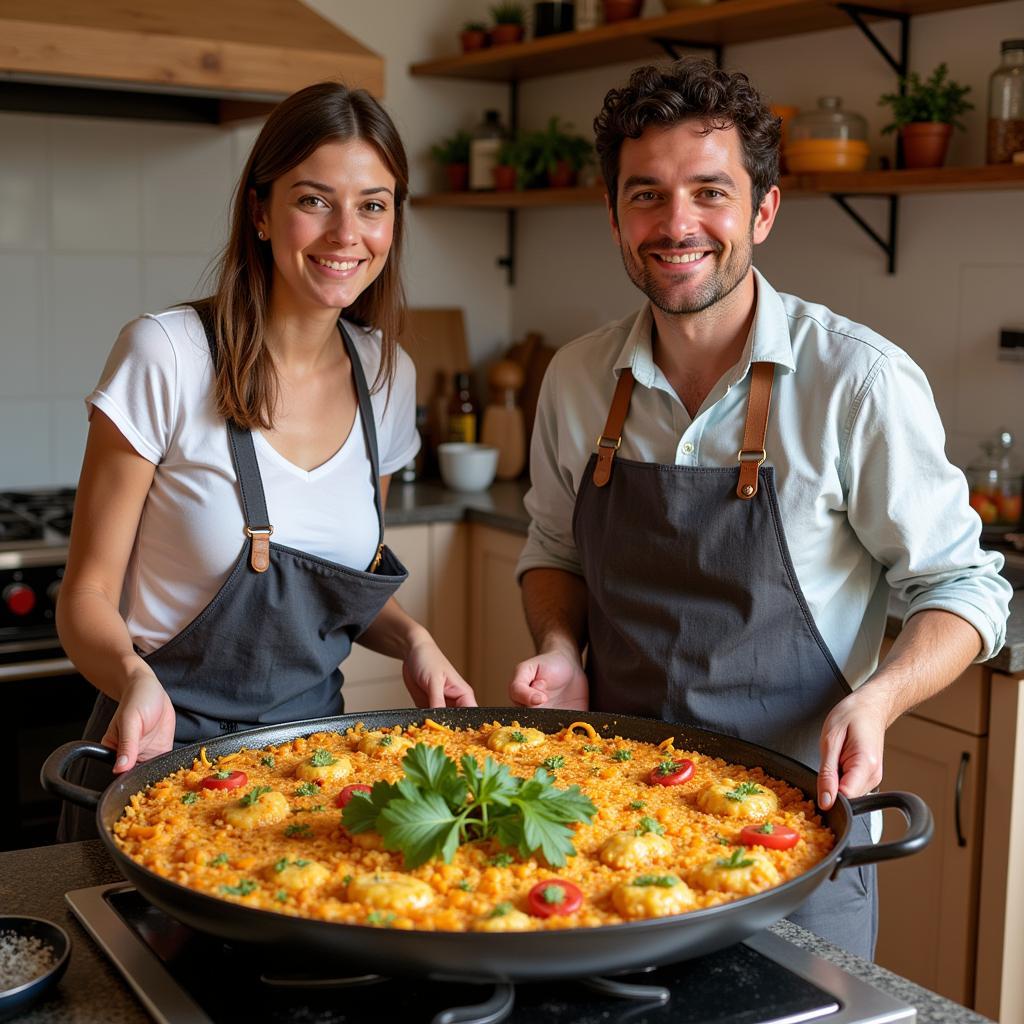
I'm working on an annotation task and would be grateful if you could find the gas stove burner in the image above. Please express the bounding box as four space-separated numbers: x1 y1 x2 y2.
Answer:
66 884 915 1024
0 515 44 543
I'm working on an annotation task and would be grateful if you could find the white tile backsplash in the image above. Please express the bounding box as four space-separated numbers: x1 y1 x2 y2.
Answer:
142 254 213 314
0 400 52 488
0 114 49 250
0 252 46 396
51 397 89 487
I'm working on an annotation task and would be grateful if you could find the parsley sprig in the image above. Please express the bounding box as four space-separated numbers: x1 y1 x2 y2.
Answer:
716 848 756 870
309 749 337 767
342 742 596 869
725 781 762 802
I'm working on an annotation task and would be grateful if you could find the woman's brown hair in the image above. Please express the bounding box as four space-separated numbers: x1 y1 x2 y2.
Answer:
210 81 409 430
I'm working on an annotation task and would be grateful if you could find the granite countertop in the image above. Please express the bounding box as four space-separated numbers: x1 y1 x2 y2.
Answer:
387 478 1024 675
0 840 993 1024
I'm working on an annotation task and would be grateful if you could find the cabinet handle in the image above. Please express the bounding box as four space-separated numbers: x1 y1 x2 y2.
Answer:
954 751 969 848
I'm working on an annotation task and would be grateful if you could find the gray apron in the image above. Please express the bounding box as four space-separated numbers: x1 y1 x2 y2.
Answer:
60 302 407 840
572 361 878 958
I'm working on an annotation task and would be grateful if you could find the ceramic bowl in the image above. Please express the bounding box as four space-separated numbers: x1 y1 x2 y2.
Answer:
0 917 71 1021
784 139 869 173
437 443 499 492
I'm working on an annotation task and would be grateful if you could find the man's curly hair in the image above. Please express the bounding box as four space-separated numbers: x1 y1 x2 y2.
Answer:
594 59 780 217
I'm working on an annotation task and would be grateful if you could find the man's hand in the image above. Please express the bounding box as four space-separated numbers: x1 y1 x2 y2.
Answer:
509 650 589 710
402 636 478 708
102 668 176 773
816 685 891 810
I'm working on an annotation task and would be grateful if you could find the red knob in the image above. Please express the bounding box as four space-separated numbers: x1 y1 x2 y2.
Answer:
3 583 36 616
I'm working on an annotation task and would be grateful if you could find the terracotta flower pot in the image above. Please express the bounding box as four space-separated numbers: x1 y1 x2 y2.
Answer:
900 122 953 170
489 24 524 46
602 0 643 22
547 160 577 188
445 163 469 192
460 29 488 52
493 164 518 191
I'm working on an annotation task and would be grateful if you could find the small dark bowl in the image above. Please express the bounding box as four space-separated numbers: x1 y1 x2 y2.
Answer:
0 917 71 1021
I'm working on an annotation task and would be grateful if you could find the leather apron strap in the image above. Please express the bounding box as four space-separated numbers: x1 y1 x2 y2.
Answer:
736 361 775 501
593 370 635 488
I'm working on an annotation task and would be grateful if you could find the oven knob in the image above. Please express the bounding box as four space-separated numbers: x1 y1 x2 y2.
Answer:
3 583 36 616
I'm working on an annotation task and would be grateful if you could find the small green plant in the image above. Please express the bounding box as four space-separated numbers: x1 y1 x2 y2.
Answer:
879 63 973 133
429 129 472 166
463 20 488 31
490 1 526 24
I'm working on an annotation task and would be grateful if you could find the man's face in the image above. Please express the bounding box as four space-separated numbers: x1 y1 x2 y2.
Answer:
609 120 778 316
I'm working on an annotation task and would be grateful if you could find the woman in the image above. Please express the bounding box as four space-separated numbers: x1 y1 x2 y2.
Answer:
57 82 476 839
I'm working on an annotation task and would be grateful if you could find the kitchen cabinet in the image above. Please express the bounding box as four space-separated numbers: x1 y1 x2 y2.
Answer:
874 637 1024 1021
468 524 533 707
342 523 468 713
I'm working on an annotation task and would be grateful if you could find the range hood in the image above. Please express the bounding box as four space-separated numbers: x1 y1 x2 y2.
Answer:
0 0 383 123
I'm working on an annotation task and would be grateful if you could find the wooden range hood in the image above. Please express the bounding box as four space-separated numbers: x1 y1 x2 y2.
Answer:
0 0 383 123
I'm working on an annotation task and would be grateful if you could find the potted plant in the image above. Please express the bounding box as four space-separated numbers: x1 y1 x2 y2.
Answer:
602 0 643 22
430 130 473 192
493 136 522 190
520 118 594 188
489 1 526 45
460 21 489 52
879 63 973 170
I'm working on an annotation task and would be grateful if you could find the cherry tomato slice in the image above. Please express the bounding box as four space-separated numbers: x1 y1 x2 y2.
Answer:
738 823 801 850
526 879 584 918
335 783 373 808
647 758 695 786
199 770 248 791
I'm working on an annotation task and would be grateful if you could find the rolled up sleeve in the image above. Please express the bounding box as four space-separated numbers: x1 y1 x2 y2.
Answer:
843 350 1012 661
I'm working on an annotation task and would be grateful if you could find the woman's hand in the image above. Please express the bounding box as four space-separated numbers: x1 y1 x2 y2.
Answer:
101 666 176 773
509 649 589 710
401 635 478 708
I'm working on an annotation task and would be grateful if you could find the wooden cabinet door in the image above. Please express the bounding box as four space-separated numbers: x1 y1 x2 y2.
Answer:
468 525 533 707
874 714 986 1007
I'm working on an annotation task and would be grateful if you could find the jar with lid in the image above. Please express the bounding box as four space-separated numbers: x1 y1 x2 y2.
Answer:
986 39 1024 164
966 429 1024 528
447 372 479 443
469 110 508 191
785 97 869 172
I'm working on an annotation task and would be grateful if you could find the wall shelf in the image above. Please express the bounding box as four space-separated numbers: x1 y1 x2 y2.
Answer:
409 0 1011 82
411 165 1024 208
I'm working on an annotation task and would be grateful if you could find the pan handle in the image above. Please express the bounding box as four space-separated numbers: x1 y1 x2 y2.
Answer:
832 790 933 872
40 741 116 810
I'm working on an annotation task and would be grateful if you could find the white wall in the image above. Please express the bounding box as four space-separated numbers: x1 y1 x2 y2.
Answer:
1 0 1022 486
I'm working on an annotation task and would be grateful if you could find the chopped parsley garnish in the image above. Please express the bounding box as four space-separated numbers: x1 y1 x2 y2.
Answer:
275 890 288 902
209 853 229 867
285 823 312 838
260 756 275 768
490 853 514 867
629 801 646 810
717 848 756 870
274 857 289 873
716 834 731 846
341 742 596 869
757 822 775 834
309 749 337 767
181 792 199 805
295 781 319 797
611 749 632 762
366 911 395 926
220 880 257 897
342 874 353 886
636 816 666 836
542 755 565 772
541 884 568 905
378 735 394 747
510 731 527 744
582 744 601 752
457 880 474 892
212 769 232 780
240 785 272 807
488 902 513 918
306 804 325 813
725 781 763 802
656 760 681 776
633 875 679 888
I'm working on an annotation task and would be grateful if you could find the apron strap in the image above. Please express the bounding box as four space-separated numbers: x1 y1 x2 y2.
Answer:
736 361 775 500
593 369 635 488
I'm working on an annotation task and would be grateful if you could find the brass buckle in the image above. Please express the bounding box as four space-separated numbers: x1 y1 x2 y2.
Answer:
596 434 622 451
244 526 274 537
737 448 766 466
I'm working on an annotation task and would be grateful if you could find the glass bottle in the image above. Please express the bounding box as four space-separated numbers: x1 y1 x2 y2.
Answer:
447 372 478 443
987 40 1024 164
788 96 868 142
469 110 508 191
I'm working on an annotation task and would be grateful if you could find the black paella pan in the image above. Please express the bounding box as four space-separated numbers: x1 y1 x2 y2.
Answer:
43 707 931 981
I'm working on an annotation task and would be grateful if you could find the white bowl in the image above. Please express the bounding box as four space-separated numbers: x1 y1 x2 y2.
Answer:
437 443 499 492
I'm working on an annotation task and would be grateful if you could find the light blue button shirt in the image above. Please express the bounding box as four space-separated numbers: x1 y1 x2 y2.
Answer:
517 268 1011 689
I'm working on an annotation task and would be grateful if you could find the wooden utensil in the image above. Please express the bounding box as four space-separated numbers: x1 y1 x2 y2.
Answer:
481 359 525 480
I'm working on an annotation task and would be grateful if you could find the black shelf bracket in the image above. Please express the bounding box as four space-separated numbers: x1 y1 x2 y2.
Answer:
651 38 723 66
830 194 899 274
835 3 909 78
498 209 517 286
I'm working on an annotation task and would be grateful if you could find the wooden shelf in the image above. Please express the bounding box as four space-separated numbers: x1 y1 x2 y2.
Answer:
411 165 1024 208
409 0 1011 83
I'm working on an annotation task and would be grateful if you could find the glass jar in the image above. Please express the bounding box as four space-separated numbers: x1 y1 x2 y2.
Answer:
469 110 508 191
987 39 1024 164
966 430 1024 528
788 96 868 143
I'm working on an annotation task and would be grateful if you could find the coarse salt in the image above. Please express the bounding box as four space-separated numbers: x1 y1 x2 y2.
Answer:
0 930 57 991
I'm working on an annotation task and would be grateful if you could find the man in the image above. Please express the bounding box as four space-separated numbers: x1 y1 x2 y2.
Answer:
509 60 1011 958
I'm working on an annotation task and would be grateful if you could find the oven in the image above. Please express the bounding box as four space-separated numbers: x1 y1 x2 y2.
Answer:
0 489 96 850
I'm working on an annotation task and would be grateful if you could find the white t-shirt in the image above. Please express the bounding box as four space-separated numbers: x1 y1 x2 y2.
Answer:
87 306 420 654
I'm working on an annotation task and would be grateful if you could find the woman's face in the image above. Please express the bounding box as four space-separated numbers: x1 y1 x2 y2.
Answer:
254 139 397 314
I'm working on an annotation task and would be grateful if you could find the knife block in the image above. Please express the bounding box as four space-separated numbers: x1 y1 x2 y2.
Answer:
481 360 525 480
